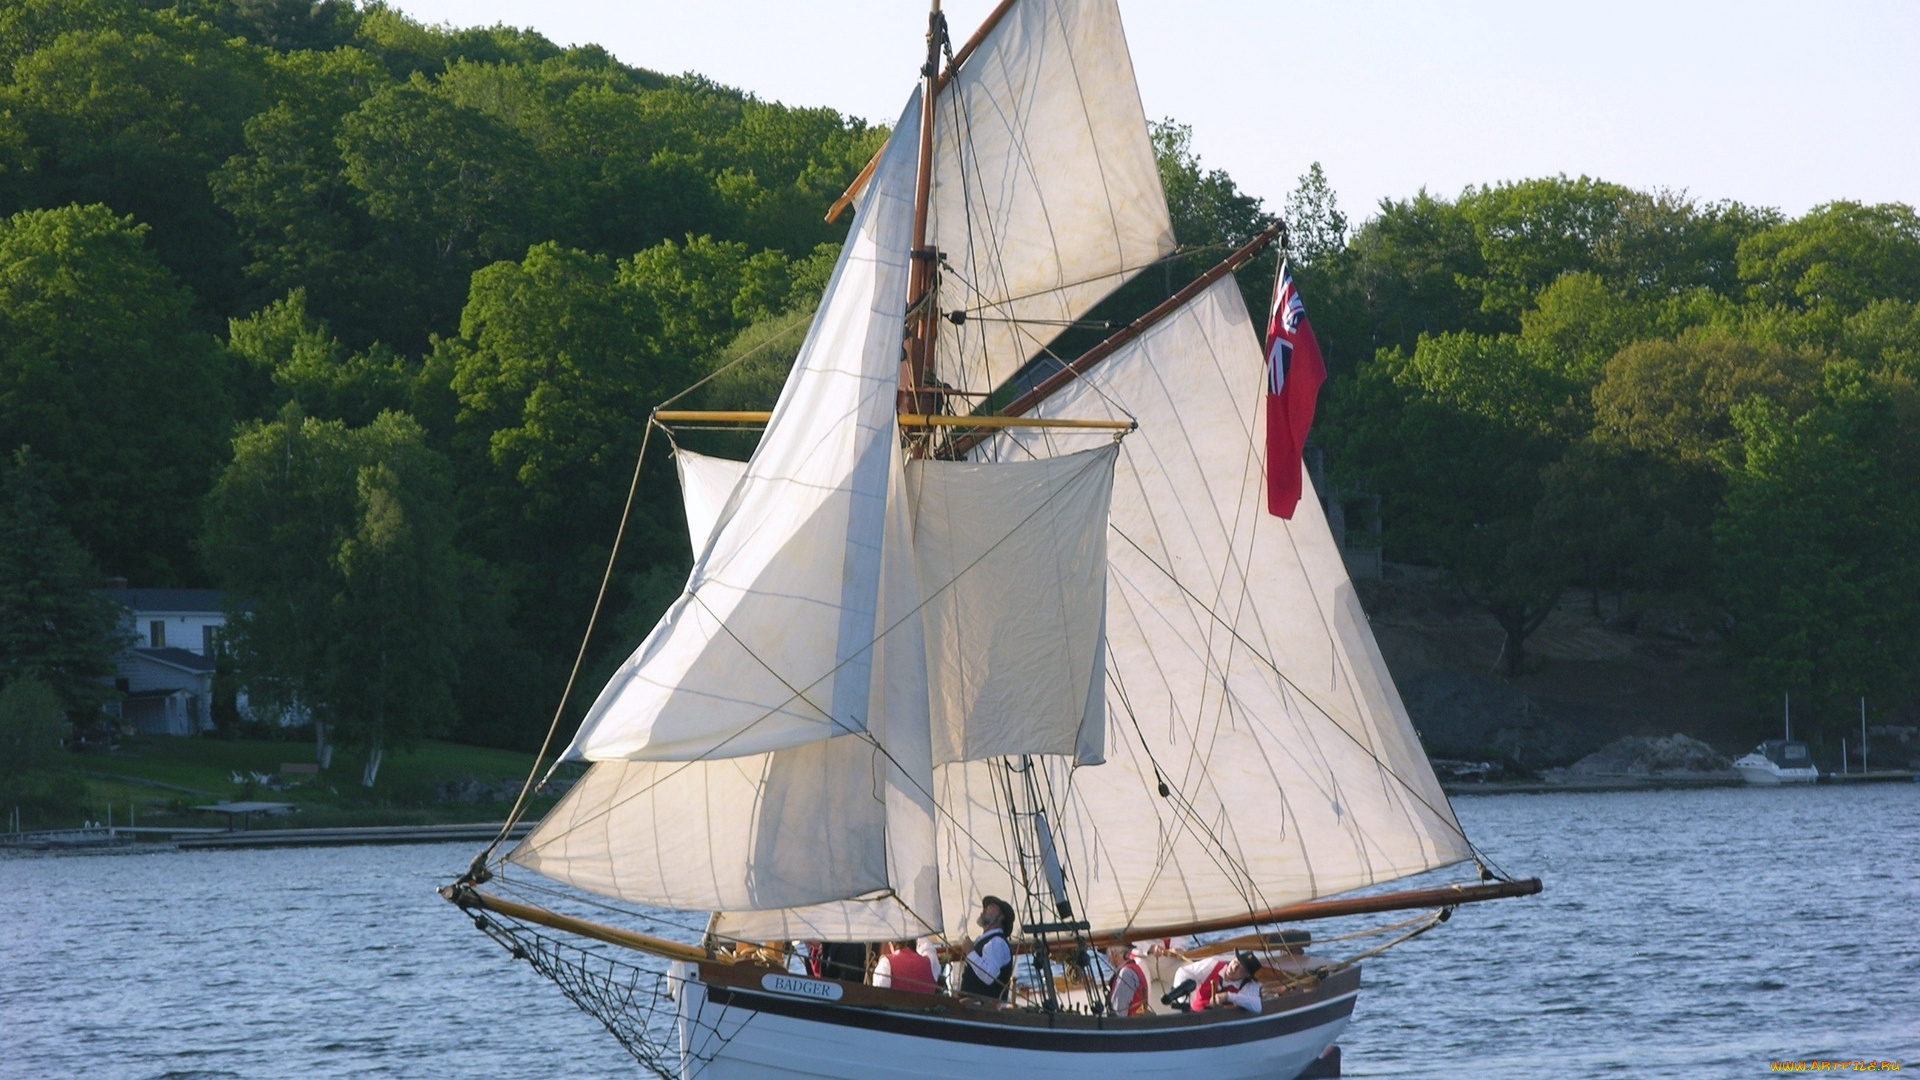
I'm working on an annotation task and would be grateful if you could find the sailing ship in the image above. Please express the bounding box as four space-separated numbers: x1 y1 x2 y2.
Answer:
444 2 1539 1077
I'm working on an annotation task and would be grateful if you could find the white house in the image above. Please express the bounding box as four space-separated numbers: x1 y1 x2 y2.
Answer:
97 587 228 735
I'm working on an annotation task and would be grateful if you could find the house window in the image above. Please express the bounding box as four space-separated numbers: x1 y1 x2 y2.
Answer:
149 620 165 649
202 625 218 656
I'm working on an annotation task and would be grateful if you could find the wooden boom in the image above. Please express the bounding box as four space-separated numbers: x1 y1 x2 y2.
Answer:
442 884 714 965
1075 878 1543 952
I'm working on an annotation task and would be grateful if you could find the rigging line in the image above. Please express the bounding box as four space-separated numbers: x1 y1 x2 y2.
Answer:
656 306 818 413
1104 523 1477 856
843 728 1019 886
470 418 660 876
932 289 1137 441
1099 665 1271 928
1246 425 1483 873
510 447 1122 855
944 248 1224 315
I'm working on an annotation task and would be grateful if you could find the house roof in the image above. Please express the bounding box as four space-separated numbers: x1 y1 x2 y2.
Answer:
96 588 226 615
133 647 216 675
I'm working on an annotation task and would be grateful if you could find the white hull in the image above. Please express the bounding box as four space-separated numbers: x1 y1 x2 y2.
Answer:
1733 754 1819 785
668 963 1356 1080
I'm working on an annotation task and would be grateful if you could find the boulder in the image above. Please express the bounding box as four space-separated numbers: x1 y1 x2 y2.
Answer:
1566 733 1732 777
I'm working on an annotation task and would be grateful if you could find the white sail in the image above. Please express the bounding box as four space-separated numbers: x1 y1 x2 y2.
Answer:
696 448 1125 939
909 445 1117 766
562 94 922 763
513 437 943 930
674 449 747 557
935 276 1473 938
708 441 943 941
928 0 1174 398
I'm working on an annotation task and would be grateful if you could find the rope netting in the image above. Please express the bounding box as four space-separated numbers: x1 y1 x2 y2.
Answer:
464 908 739 1080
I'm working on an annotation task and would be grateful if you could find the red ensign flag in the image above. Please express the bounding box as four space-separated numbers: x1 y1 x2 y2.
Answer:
1263 258 1326 518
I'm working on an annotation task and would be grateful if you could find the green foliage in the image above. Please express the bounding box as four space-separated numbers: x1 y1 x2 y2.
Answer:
1330 343 1569 674
227 287 410 424
0 452 126 720
202 405 461 766
1738 202 1920 322
1283 163 1347 268
1714 364 1920 728
0 675 66 777
1591 332 1824 467
0 669 85 820
2 8 272 315
0 203 230 582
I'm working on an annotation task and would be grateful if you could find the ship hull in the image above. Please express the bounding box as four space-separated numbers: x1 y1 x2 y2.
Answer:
668 962 1358 1080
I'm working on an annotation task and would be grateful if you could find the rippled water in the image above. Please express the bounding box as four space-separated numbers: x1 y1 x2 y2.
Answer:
5 784 1915 1079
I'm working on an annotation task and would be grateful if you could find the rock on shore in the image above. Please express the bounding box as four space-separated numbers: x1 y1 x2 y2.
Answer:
1563 733 1734 778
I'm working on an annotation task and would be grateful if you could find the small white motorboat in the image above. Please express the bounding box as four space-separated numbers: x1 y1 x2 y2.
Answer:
1733 740 1819 785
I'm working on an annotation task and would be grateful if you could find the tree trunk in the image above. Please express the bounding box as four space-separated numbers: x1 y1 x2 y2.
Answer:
361 735 383 788
315 719 333 770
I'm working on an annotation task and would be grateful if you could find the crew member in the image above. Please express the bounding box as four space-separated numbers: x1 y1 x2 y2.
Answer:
956 896 1015 1000
872 940 939 994
1162 950 1264 1013
1106 943 1151 1016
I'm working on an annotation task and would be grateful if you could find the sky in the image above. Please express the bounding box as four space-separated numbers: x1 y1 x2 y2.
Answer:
386 0 1920 222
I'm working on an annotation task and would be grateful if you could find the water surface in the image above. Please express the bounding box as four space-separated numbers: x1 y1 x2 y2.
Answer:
5 784 1914 1078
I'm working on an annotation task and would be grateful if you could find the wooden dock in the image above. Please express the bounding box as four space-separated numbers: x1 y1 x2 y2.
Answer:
3 821 536 851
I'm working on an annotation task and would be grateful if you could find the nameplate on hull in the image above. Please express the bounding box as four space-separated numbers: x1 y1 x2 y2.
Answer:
761 974 845 1001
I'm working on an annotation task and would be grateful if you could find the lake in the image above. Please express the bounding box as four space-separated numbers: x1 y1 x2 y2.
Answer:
4 784 1915 1078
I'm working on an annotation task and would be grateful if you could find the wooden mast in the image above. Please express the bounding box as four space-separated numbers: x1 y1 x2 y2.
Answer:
900 1 949 446
825 0 1020 225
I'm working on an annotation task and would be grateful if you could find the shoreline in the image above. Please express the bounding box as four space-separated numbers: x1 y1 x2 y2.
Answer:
0 820 536 853
1445 770 1917 796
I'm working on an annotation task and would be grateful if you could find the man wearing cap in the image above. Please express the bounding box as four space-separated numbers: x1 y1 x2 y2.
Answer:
955 896 1015 1001
1106 943 1151 1016
1163 951 1264 1014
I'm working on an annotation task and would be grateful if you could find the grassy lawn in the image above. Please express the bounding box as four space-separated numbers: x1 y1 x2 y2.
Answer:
60 735 572 830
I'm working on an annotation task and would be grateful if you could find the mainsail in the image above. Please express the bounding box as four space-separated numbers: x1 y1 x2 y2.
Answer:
936 276 1472 937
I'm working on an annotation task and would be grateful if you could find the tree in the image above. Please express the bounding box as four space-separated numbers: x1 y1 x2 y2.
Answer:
332 74 548 350
202 406 460 785
227 287 411 425
0 674 86 823
0 450 126 721
210 45 396 348
1739 202 1920 323
1329 340 1569 675
1282 163 1347 269
1591 332 1824 467
0 204 231 584
2 11 272 316
0 675 66 776
1714 364 1920 735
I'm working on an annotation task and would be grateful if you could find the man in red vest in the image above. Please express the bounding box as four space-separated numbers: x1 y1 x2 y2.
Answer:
872 940 938 995
1106 944 1151 1016
1163 951 1264 1014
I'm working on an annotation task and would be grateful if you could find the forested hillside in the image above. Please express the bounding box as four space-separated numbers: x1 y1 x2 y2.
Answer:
2 0 1916 770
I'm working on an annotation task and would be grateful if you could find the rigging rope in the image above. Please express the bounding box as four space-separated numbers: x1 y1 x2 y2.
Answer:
467 418 659 879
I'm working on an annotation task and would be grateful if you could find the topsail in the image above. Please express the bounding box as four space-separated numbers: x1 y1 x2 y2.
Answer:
927 0 1175 397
